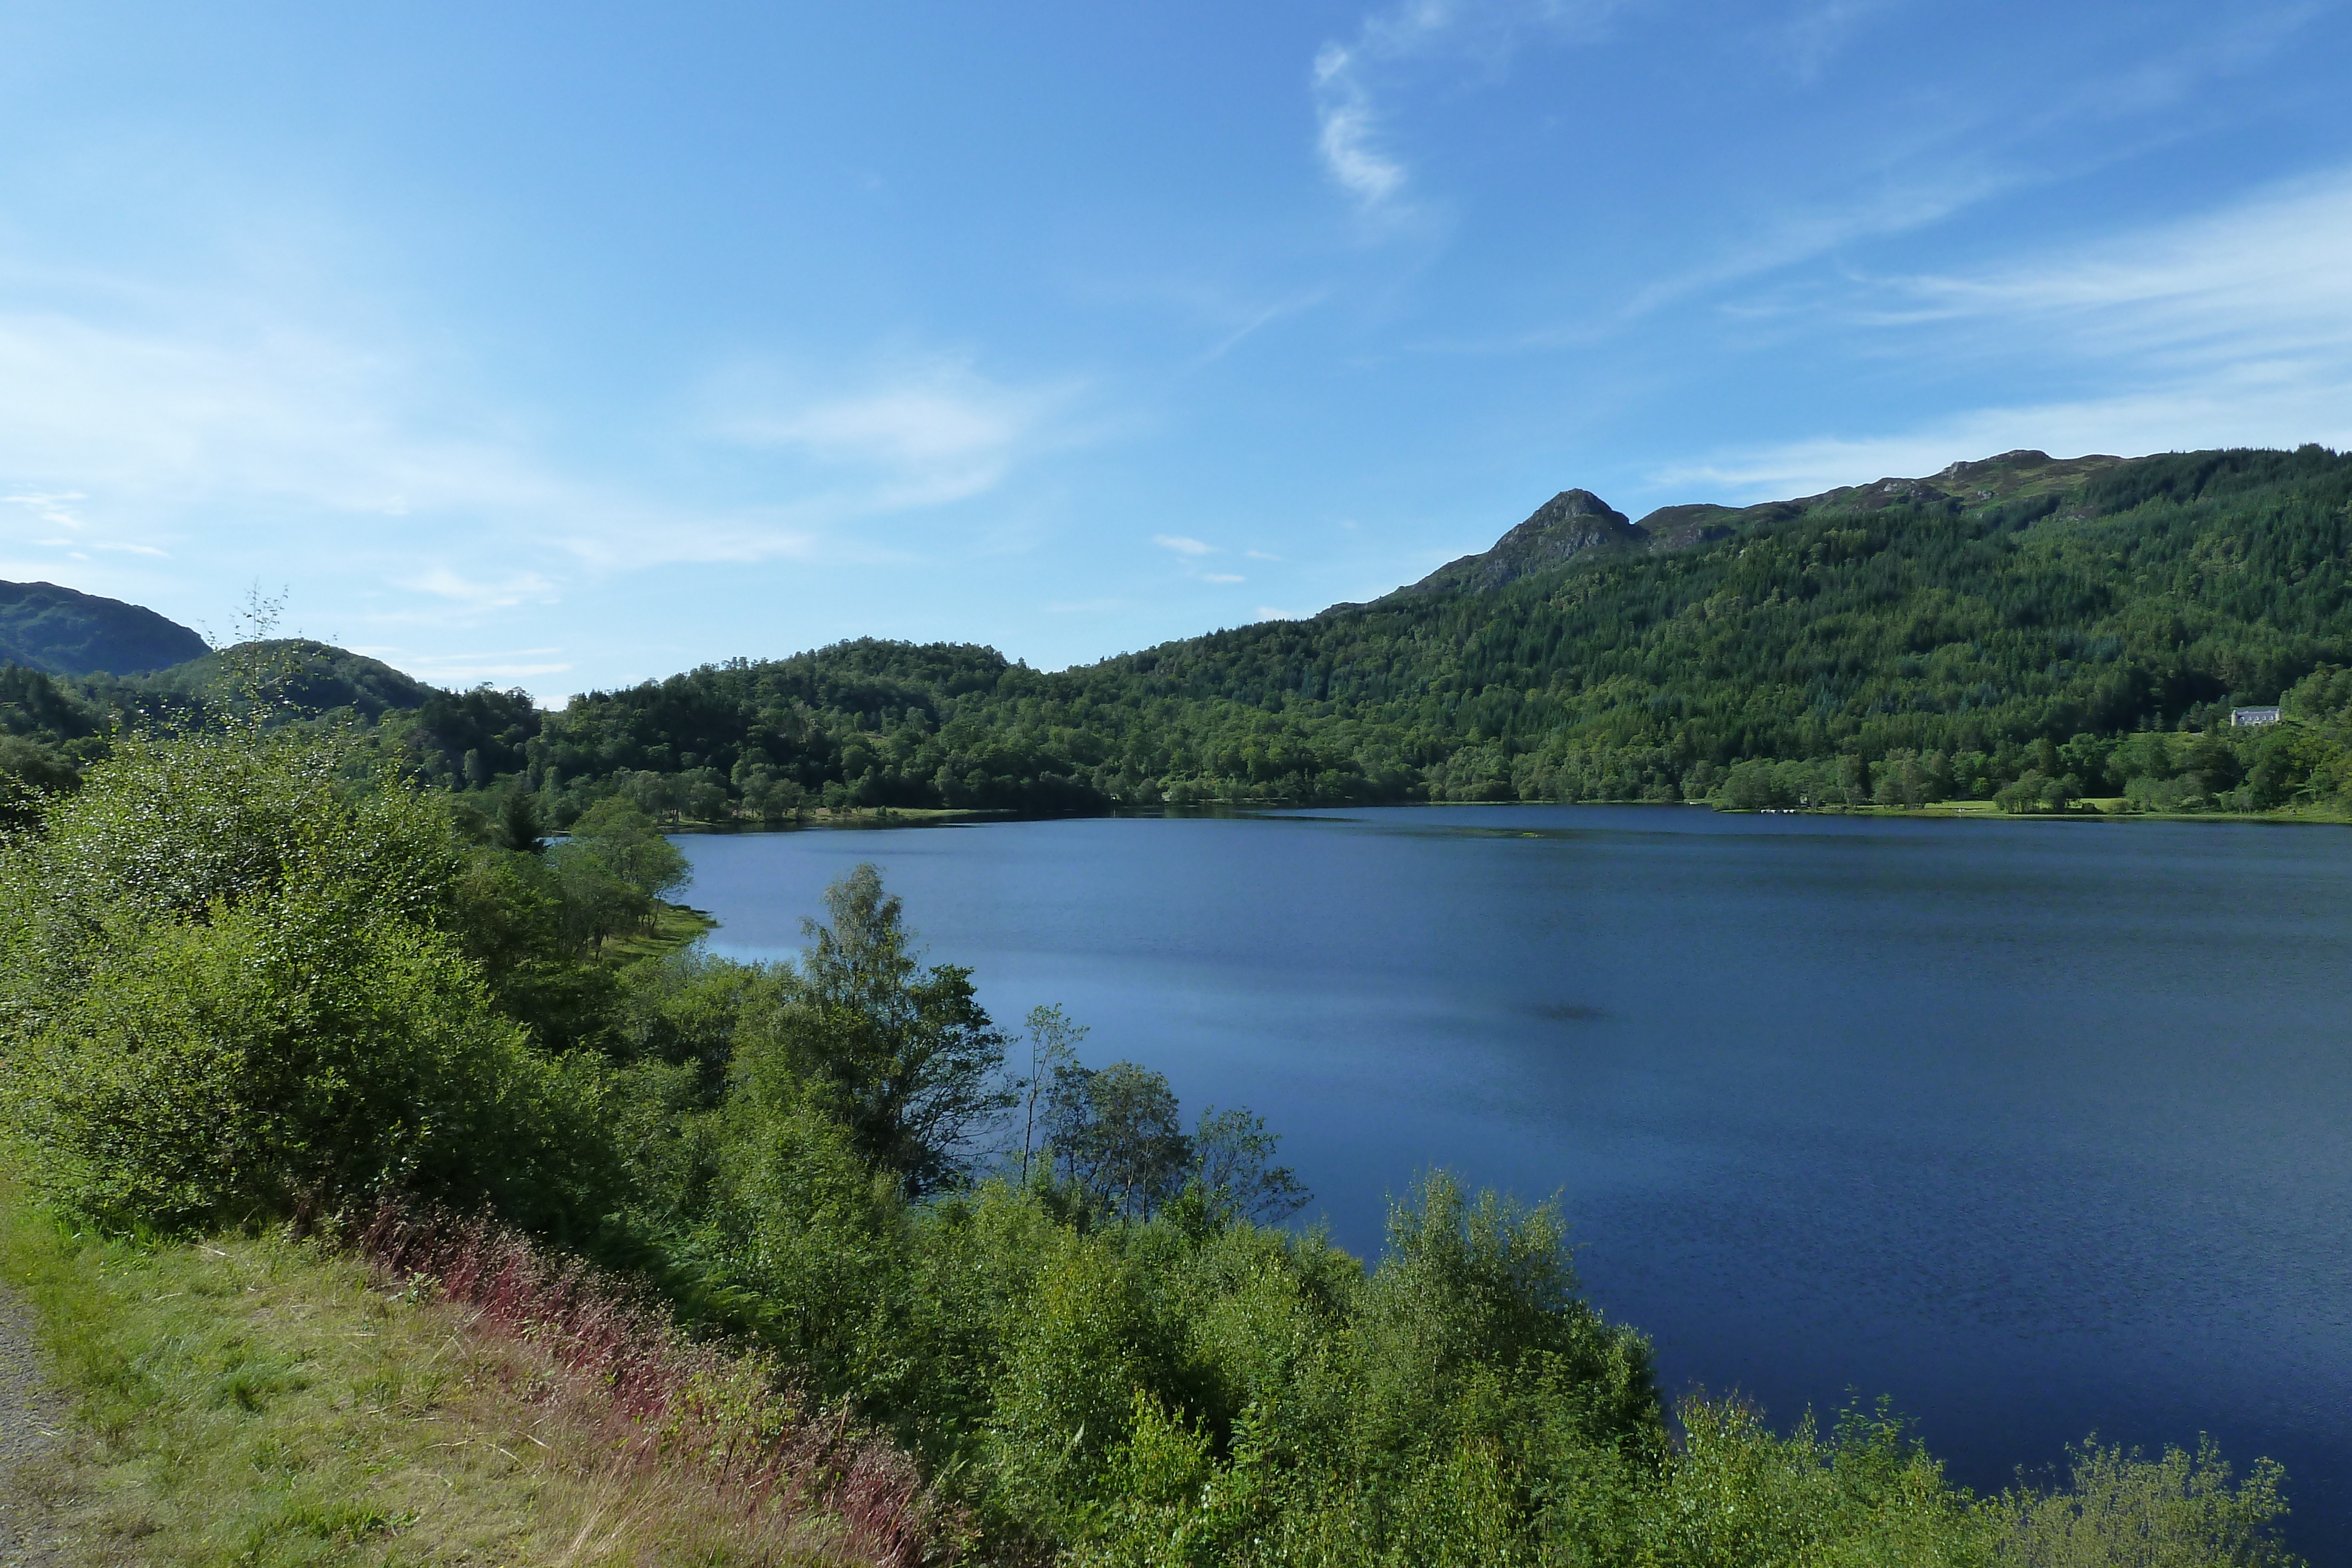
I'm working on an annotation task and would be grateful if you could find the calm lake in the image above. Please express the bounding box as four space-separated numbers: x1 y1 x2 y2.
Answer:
674 805 2352 1559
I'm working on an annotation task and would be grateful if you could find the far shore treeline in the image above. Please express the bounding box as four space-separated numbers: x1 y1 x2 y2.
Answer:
7 445 2352 833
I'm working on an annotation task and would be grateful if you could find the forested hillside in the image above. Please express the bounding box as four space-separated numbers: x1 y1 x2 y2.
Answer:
5 444 2352 823
0 579 207 676
523 444 2352 821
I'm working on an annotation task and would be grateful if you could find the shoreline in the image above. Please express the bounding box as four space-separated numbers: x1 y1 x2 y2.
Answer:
643 797 2352 833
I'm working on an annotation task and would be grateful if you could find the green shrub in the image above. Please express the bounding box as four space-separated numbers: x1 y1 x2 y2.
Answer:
5 887 611 1232
694 1085 907 1386
1993 1437 2298 1568
0 733 617 1236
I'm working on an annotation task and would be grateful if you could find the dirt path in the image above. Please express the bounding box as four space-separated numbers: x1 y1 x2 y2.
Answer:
0 1285 71 1567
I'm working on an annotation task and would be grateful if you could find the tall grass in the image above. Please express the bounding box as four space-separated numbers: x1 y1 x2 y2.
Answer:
356 1203 960 1567
0 1175 957 1567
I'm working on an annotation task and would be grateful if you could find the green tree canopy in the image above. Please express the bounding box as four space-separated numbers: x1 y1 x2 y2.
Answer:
744 862 1012 1195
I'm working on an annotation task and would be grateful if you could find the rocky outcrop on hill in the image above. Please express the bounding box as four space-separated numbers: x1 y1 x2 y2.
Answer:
1401 490 1648 596
1786 450 2125 513
1630 503 1742 550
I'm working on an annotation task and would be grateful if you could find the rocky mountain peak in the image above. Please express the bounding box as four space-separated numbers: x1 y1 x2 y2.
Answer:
1401 489 1643 597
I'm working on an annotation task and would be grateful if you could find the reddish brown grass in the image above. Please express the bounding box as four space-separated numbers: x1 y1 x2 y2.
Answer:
358 1204 962 1567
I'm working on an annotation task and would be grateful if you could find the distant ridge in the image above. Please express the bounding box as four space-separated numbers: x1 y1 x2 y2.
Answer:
5 444 2351 826
0 579 208 676
1392 449 2129 603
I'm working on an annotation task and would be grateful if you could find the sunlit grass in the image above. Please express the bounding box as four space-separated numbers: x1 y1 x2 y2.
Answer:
0 1176 865 1566
599 899 716 962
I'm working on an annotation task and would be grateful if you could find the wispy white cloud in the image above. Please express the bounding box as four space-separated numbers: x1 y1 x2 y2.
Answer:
397 566 557 610
1195 290 1331 365
1659 371 2350 504
0 255 1098 611
1625 165 2020 316
1153 533 1216 556
347 643 572 687
1652 166 2352 500
400 651 575 687
1625 8 2326 320
2 486 169 558
1313 42 1409 211
1257 605 1312 621
709 357 1080 511
1244 549 1283 561
1309 0 1629 222
0 303 556 525
1859 167 2352 366
2 491 89 529
1201 572 1247 584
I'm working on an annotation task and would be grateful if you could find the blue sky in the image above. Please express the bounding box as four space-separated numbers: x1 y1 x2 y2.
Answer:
2 2 2348 697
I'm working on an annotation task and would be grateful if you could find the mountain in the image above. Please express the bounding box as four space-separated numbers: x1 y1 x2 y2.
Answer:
8 445 2352 823
1399 489 1652 596
1395 450 2131 606
522 444 2352 821
0 580 208 676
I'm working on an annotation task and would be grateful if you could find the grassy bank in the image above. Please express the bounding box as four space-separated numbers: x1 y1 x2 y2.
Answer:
599 898 717 962
0 1181 885 1567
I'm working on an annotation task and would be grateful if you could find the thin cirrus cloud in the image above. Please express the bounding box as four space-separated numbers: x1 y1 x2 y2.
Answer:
1617 9 2326 324
0 297 553 521
2 491 88 529
1771 0 1899 84
0 269 1079 612
2 489 167 560
396 566 559 612
363 646 576 687
1660 172 2352 500
0 287 736 609
1312 41 1408 211
1859 167 2352 362
1309 0 1629 219
1659 372 2352 503
1152 533 1247 584
707 359 1083 513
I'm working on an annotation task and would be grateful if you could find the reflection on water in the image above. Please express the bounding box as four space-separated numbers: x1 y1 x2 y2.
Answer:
675 806 2352 1561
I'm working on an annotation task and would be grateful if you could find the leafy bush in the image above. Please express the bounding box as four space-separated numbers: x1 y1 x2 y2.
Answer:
1994 1437 2299 1568
9 890 609 1231
0 733 617 1235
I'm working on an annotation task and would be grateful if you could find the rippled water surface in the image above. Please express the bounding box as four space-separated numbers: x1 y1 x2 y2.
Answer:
674 806 2352 1558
